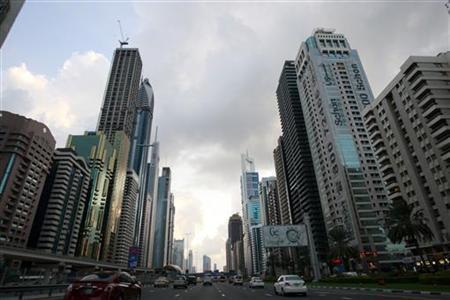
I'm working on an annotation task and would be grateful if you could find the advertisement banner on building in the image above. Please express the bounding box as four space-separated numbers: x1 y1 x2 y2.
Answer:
262 225 308 248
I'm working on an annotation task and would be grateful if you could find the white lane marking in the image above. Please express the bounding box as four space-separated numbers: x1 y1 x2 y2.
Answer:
222 294 226 297
265 293 273 297
341 297 352 300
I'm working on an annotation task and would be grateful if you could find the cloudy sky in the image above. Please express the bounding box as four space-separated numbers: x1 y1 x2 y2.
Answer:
2 0 448 270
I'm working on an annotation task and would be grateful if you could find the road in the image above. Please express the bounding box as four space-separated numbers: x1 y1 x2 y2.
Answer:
142 282 450 300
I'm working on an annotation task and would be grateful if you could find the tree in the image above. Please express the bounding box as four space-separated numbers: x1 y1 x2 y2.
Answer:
386 199 434 268
328 227 358 271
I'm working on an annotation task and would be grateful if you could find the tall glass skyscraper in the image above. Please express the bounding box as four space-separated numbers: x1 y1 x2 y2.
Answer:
294 29 389 267
240 153 265 275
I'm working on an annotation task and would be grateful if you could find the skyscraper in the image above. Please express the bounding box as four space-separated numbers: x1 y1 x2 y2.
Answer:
0 111 55 248
67 132 116 260
188 249 193 273
115 170 139 266
203 255 211 272
172 239 185 268
96 47 142 262
275 60 329 261
259 177 280 226
227 214 245 275
273 138 293 225
128 79 155 262
240 153 264 275
166 193 175 264
144 140 160 268
152 167 172 268
294 29 389 265
97 48 143 142
225 238 231 273
30 148 90 256
363 52 450 254
0 0 25 47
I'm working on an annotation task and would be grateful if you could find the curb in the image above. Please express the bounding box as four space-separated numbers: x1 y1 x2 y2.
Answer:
311 285 450 296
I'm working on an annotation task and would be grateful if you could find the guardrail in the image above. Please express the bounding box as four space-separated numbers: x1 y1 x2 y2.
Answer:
0 284 68 300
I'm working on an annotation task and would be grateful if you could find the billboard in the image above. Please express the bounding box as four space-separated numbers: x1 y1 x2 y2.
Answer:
128 246 140 269
262 225 308 248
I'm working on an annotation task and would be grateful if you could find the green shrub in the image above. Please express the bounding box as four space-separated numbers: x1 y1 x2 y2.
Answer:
419 271 450 285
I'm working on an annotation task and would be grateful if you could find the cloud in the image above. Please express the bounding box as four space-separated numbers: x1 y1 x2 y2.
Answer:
3 51 110 145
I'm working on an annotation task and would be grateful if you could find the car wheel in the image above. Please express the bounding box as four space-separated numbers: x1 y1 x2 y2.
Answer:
274 287 278 295
281 288 285 296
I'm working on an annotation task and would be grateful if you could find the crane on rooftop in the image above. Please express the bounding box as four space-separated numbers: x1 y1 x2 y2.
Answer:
117 20 129 47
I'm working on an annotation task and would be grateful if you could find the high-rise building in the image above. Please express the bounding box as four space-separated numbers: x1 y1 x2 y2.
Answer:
276 60 329 261
144 140 160 268
213 263 217 271
259 177 280 226
114 170 139 266
225 238 231 273
240 153 264 275
29 148 90 256
67 132 116 260
294 29 389 264
227 214 245 275
172 239 185 268
128 79 155 264
0 111 55 248
203 255 211 272
152 167 172 268
188 249 193 273
363 52 450 253
96 47 142 262
166 193 175 264
273 138 293 225
0 0 25 47
97 48 143 142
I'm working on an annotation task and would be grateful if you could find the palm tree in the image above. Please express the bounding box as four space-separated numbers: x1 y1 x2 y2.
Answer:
328 227 358 271
386 199 434 268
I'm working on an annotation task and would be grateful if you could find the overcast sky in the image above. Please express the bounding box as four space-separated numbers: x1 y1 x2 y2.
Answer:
2 0 448 270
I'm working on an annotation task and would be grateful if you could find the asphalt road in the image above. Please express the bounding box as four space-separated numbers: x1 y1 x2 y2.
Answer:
143 282 450 300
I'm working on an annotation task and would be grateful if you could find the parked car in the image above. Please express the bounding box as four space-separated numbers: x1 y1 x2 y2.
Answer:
64 271 141 300
249 276 264 288
173 275 188 289
219 275 227 282
203 275 213 286
154 276 169 288
187 275 197 285
232 275 243 285
273 275 307 296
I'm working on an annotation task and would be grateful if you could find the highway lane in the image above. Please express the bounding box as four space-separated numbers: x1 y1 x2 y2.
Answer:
141 282 450 300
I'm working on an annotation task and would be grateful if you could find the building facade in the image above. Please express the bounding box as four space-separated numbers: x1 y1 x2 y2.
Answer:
276 60 329 261
67 132 116 260
166 194 175 265
0 111 55 248
128 78 155 264
30 148 90 256
363 52 450 253
273 137 293 225
294 29 389 264
203 255 211 272
114 170 139 266
97 48 143 142
227 213 245 275
172 239 184 268
0 0 25 47
152 167 172 268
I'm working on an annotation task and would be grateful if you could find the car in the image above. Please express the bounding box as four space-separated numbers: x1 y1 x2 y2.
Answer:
233 275 243 285
203 275 212 286
248 276 264 288
273 275 307 296
196 277 203 284
154 276 169 288
187 275 197 285
64 271 141 300
173 275 188 289
219 276 226 282
228 276 234 284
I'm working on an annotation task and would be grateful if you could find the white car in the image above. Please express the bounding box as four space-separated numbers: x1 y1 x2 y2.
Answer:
232 275 243 285
273 275 307 296
249 277 264 288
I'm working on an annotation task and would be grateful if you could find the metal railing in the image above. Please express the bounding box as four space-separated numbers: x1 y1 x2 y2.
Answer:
0 284 68 300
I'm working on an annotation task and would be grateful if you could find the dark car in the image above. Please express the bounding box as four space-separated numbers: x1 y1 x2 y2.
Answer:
187 275 197 285
64 271 141 300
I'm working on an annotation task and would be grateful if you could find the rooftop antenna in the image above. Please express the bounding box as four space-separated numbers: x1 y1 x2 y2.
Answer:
117 20 129 47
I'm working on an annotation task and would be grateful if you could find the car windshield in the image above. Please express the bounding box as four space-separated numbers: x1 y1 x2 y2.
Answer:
80 273 114 282
285 275 301 281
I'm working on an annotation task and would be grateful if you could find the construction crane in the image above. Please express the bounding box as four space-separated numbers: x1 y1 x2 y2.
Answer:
117 20 129 47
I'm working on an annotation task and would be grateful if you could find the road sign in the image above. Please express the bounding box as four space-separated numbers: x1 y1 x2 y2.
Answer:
128 247 140 269
262 225 308 248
